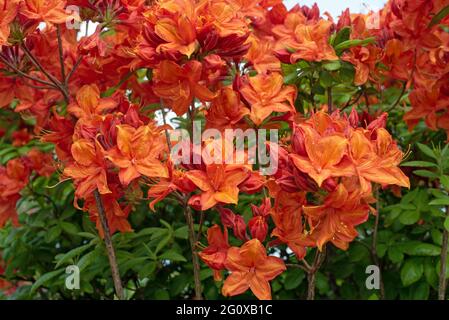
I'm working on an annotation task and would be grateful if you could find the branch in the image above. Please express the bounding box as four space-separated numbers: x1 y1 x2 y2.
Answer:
286 263 310 272
341 89 364 111
0 53 58 88
327 87 333 113
56 25 66 81
439 206 449 300
93 190 125 300
307 246 327 300
20 44 70 103
65 56 82 86
386 82 407 113
184 200 203 300
371 187 385 299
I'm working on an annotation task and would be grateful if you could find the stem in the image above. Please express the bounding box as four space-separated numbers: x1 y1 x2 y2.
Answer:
93 190 125 300
56 25 66 81
65 56 82 86
341 89 364 111
21 44 70 102
184 201 203 300
386 82 407 113
327 87 333 113
0 53 58 88
307 246 326 300
439 206 449 300
371 188 385 299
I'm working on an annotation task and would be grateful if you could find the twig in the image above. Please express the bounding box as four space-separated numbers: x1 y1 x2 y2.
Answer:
327 87 333 113
439 206 449 300
184 201 203 300
341 89 364 111
385 82 407 113
286 263 310 272
93 190 125 300
196 210 205 243
56 25 66 81
20 44 70 102
371 187 385 299
65 56 82 86
307 246 326 300
0 53 58 88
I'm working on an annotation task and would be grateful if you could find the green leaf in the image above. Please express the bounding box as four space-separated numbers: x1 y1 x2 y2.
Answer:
159 250 187 262
401 259 423 287
412 282 429 300
440 175 449 190
31 269 64 294
401 161 437 168
334 37 376 51
55 243 94 268
333 27 351 46
388 246 404 263
429 198 449 206
45 226 61 243
413 170 438 179
429 5 449 27
424 259 438 287
60 221 80 235
284 268 306 290
402 243 441 256
138 261 157 279
444 217 449 232
416 143 437 159
174 226 189 240
399 210 420 225
319 70 334 88
322 60 341 71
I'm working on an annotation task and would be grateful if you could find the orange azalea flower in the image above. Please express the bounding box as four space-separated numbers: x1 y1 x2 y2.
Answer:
64 139 111 201
0 196 20 228
342 46 382 86
349 128 410 193
270 190 312 259
0 0 19 46
0 158 28 228
186 164 249 211
154 14 198 58
289 125 351 187
19 0 73 25
106 124 168 186
222 238 286 300
0 158 29 197
67 84 118 120
147 160 196 210
205 87 249 130
239 72 296 126
195 0 250 38
153 60 216 115
303 183 370 250
274 16 338 63
245 35 281 74
198 224 230 281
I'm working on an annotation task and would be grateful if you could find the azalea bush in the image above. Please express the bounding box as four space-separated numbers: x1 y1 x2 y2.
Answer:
0 0 449 300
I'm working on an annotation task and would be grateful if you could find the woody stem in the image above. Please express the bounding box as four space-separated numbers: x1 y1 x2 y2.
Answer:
307 246 326 300
56 25 66 81
371 187 385 299
327 87 333 113
184 202 203 299
438 206 449 300
94 190 125 300
20 43 70 103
